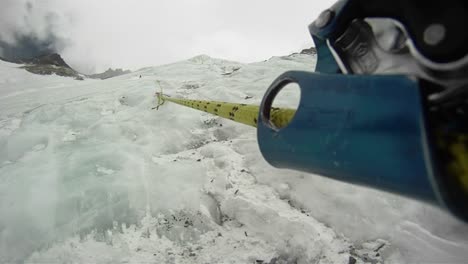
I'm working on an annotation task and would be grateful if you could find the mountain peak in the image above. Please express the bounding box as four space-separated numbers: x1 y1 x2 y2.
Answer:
188 54 213 63
13 53 84 80
88 68 131 80
24 53 71 68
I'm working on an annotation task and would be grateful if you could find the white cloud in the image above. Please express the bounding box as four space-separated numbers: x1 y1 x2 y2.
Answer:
1 0 336 73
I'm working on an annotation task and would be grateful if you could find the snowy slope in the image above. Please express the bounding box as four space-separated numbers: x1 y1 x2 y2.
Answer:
1 55 468 263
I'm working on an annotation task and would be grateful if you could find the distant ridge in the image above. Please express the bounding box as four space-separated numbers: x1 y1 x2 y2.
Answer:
0 53 131 80
88 68 131 80
0 53 84 80
20 53 85 80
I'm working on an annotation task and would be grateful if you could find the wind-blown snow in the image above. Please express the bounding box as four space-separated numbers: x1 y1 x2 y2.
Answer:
1 54 468 263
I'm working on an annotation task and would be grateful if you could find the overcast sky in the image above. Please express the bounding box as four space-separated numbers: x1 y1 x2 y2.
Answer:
0 0 335 74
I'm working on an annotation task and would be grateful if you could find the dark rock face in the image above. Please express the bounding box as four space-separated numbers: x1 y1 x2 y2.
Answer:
1 52 84 80
19 53 72 68
88 68 131 80
21 64 81 79
17 53 83 80
284 47 317 58
300 47 317 55
1 52 131 80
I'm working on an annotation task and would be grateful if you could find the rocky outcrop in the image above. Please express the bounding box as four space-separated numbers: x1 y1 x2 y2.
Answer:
299 47 317 55
87 68 131 80
22 64 83 80
0 53 85 80
17 53 72 68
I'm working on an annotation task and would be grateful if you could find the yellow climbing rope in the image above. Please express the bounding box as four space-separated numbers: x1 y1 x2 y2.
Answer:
154 92 296 129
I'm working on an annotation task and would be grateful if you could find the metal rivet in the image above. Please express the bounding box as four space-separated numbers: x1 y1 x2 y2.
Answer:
423 23 446 46
315 9 334 28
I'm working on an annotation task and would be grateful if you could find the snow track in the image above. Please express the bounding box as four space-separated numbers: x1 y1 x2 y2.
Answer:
1 55 468 263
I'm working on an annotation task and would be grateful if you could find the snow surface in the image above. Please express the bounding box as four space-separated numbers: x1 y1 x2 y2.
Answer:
1 54 468 263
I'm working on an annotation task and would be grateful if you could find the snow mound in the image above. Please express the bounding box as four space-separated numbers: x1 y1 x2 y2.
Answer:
188 54 215 63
